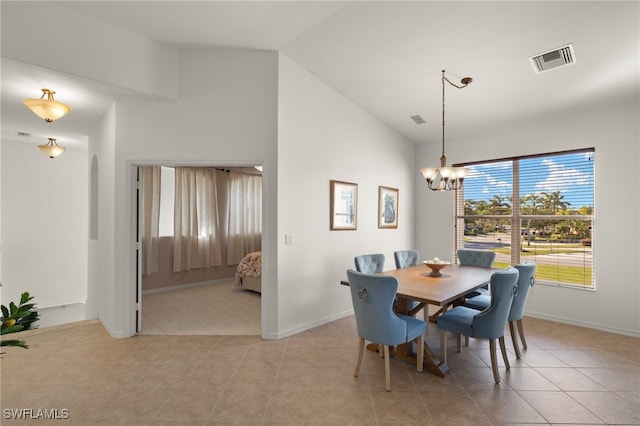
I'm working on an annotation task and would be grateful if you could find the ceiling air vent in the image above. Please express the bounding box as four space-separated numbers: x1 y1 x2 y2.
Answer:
410 114 426 125
529 43 576 74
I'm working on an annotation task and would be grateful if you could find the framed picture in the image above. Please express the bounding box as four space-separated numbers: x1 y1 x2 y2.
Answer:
330 180 358 230
378 186 399 229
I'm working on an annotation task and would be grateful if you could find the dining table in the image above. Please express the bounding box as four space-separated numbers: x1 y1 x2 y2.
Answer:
342 263 498 377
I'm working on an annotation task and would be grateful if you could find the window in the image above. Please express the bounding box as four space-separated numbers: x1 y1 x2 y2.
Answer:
454 148 595 289
158 166 175 236
227 171 262 264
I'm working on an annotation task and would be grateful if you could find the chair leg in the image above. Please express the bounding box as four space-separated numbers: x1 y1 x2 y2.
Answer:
354 337 365 377
489 339 500 384
509 321 522 359
384 345 391 391
517 319 528 350
439 330 447 365
379 343 384 358
464 335 469 346
499 335 510 370
417 334 424 373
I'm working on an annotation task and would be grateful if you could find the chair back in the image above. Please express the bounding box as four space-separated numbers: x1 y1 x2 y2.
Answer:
354 253 385 274
472 267 519 339
346 269 408 346
457 249 496 267
394 250 420 269
509 262 536 322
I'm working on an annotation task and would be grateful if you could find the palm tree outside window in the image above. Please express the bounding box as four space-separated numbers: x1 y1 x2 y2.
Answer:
453 148 595 289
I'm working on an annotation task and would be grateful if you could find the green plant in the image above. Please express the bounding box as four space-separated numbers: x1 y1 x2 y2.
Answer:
1 292 40 352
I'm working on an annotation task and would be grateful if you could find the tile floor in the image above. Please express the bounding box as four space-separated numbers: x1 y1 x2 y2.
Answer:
1 315 638 425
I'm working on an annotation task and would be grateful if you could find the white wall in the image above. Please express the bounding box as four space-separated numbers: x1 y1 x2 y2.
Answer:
1 1 179 99
103 49 279 337
416 100 640 336
86 105 117 333
276 54 417 337
1 140 87 309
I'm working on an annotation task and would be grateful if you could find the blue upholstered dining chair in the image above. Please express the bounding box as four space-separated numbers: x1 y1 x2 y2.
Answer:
457 249 496 268
347 269 427 391
354 253 389 358
436 267 519 384
393 250 422 317
458 249 496 298
354 253 385 274
394 250 420 269
464 262 537 359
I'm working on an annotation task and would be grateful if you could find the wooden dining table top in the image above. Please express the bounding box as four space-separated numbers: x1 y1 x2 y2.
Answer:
379 263 498 307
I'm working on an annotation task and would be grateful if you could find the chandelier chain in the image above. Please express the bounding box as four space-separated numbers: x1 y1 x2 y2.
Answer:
419 70 473 191
441 70 472 161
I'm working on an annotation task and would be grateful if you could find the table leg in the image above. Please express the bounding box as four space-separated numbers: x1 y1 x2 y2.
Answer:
364 297 450 378
370 339 448 378
440 330 447 365
428 306 444 323
424 339 449 377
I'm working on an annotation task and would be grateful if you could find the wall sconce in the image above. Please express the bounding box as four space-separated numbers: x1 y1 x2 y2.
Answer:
38 138 65 159
23 89 71 122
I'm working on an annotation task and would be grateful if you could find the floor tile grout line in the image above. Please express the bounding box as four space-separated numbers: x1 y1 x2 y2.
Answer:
258 335 290 426
563 389 619 425
458 379 495 425
512 387 562 425
199 344 249 424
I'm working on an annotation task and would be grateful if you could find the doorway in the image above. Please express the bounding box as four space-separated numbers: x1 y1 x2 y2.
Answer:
134 164 263 336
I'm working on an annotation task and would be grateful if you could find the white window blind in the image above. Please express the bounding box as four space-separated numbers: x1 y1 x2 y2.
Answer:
454 148 595 289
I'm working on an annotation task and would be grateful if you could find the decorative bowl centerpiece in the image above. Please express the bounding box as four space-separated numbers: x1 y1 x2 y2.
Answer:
423 257 450 277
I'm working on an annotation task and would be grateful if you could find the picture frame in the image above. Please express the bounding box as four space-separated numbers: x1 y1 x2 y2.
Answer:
378 186 399 229
330 180 358 230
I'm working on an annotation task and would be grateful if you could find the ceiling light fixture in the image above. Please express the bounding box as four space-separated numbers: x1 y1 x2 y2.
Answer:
23 88 71 122
420 70 472 191
38 138 65 159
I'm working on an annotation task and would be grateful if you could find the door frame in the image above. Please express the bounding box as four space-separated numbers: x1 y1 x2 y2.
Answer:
127 161 269 338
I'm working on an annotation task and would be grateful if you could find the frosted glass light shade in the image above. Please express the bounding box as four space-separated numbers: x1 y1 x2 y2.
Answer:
23 89 71 122
38 138 65 159
455 167 469 179
439 167 454 179
420 167 437 179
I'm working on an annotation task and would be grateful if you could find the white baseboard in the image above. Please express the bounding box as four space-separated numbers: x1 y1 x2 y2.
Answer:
98 313 127 338
34 302 86 329
15 319 99 338
36 300 86 311
266 309 354 340
526 311 640 338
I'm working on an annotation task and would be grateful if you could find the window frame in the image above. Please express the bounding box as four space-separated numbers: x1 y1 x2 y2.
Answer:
453 148 595 290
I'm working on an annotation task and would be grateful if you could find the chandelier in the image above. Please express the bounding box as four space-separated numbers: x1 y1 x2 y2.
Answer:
23 89 71 122
38 138 65 159
420 70 472 191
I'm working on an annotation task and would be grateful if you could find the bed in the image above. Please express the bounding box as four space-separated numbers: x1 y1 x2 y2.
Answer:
234 251 262 293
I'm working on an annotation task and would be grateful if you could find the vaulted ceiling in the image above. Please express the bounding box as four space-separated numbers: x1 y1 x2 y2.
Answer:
2 1 638 149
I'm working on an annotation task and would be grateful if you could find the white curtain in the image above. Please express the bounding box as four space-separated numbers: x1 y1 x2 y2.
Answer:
173 167 223 271
227 171 262 265
140 166 161 275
